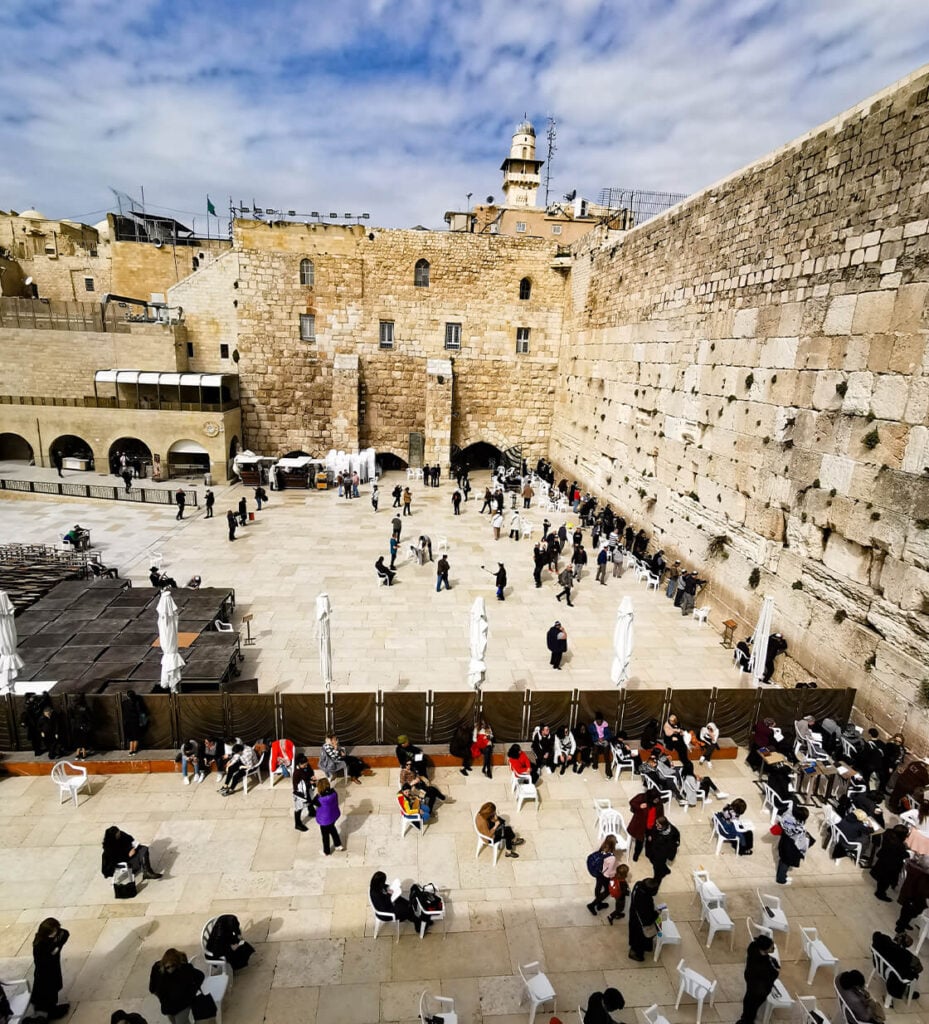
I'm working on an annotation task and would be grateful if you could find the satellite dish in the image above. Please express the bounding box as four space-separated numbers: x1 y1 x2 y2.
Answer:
153 239 163 248
486 196 494 204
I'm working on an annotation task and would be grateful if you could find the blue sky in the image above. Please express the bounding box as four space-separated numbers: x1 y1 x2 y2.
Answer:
1 0 927 231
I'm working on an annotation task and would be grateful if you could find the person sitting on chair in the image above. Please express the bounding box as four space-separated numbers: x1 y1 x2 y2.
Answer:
397 783 430 829
374 556 396 586
715 799 754 855
205 914 255 972
149 566 178 589
219 742 257 796
870 931 922 1001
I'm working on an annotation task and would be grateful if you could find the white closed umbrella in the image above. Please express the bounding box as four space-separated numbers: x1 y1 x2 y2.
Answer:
747 595 775 688
0 591 23 694
316 592 333 690
157 590 185 693
468 596 489 690
610 595 635 688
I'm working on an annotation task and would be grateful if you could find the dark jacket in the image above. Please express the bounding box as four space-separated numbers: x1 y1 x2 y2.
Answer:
32 928 69 1012
743 938 780 997
395 742 423 768
546 625 567 653
532 730 555 763
102 830 136 878
871 931 922 996
148 961 205 1016
646 822 681 865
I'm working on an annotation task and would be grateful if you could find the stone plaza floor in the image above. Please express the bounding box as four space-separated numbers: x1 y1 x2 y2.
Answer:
0 467 745 694
0 754 923 1024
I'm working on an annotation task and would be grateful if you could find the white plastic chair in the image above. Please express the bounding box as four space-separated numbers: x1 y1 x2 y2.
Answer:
634 562 648 583
675 959 717 1024
401 810 428 837
868 947 916 1007
644 1005 672 1024
912 912 929 955
0 975 31 1024
371 895 401 942
646 572 660 592
592 797 613 825
267 739 294 789
840 736 858 761
419 991 457 1024
710 814 740 856
415 888 446 940
510 771 539 812
517 961 556 1024
692 606 709 624
699 891 735 950
797 995 826 1024
611 746 637 781
654 907 682 962
692 870 727 908
520 519 534 539
642 773 674 812
51 760 91 806
200 916 234 991
192 954 229 1024
474 819 504 865
799 926 838 985
241 747 265 796
834 978 868 1024
215 619 235 632
761 979 794 1023
828 823 863 867
597 809 627 848
762 784 793 825
757 891 790 953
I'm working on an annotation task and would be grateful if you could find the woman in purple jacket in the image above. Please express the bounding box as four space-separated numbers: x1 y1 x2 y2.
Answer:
313 777 343 855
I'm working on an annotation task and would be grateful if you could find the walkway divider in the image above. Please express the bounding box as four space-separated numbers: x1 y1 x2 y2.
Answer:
0 478 199 506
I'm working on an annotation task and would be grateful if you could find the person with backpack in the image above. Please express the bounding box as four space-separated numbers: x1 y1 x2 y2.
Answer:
587 835 620 916
121 690 148 756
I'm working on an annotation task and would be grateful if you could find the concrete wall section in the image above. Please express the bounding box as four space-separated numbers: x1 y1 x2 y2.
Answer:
551 66 929 742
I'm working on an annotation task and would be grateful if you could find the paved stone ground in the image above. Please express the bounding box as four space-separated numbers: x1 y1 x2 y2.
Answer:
0 468 745 694
0 756 920 1024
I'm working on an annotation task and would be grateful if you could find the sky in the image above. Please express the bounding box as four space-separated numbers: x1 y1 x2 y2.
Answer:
1 0 928 232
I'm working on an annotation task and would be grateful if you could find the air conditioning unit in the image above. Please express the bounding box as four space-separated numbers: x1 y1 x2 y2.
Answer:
44 245 57 258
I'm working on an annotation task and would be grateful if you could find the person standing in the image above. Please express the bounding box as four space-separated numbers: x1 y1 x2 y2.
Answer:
174 488 186 520
450 721 473 776
402 487 413 516
121 690 147 756
871 824 909 901
522 480 534 509
352 471 360 498
572 542 588 580
480 487 493 514
452 489 462 514
255 485 268 510
596 546 609 585
148 948 204 1024
628 790 662 862
462 475 471 502
227 509 237 541
292 753 315 832
312 777 343 855
555 566 574 606
628 877 660 961
52 449 64 478
736 936 780 1024
121 469 133 493
419 535 433 562
493 562 507 601
391 515 402 541
371 484 379 512
391 483 402 508
508 510 521 540
532 541 547 588
546 621 567 670
775 806 811 885
204 489 215 518
436 554 450 592
29 917 70 1022
587 835 619 916
583 988 625 1024
389 535 399 570
238 496 248 526
491 510 503 540
645 816 680 886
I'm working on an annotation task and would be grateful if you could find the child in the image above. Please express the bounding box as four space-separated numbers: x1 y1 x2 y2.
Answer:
608 863 630 924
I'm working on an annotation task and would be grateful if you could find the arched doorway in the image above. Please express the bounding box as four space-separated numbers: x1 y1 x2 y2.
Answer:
376 451 409 472
0 433 34 464
109 437 153 477
49 434 94 471
168 438 210 478
457 442 503 472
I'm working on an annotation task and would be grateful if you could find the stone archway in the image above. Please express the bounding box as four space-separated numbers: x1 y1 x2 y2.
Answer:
108 437 153 477
456 441 504 472
0 433 34 464
49 434 95 470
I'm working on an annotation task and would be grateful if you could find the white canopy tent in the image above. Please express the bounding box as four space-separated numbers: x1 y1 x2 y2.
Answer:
157 590 186 693
0 591 23 695
468 597 489 690
316 593 333 690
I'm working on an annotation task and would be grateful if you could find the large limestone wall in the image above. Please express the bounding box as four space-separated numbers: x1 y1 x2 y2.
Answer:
168 250 239 373
233 222 566 462
551 66 929 742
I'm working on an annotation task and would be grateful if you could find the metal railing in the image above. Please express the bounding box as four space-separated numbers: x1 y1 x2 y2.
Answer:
0 478 199 506
0 394 238 413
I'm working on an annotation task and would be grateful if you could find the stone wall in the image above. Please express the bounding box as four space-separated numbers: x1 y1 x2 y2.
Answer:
0 322 187 398
110 240 229 301
232 222 566 463
551 67 929 743
168 250 239 373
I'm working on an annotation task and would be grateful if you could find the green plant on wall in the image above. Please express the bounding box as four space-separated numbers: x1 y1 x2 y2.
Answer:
706 534 730 560
748 567 761 589
863 428 880 450
919 678 929 708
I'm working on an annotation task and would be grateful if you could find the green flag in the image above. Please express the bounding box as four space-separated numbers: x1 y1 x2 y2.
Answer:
207 196 216 216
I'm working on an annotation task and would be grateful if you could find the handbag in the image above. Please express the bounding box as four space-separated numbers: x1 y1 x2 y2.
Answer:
191 990 218 1021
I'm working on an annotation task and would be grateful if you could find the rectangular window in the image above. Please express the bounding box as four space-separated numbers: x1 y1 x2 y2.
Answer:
444 322 461 350
551 224 563 235
186 342 194 357
515 221 527 233
83 276 95 291
516 327 530 354
379 320 394 349
220 343 229 359
299 313 316 341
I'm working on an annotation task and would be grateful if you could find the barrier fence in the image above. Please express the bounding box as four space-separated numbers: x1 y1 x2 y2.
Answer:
0 686 856 755
0 478 199 507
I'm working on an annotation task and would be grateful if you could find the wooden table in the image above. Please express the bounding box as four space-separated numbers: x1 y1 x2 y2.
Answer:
151 632 200 649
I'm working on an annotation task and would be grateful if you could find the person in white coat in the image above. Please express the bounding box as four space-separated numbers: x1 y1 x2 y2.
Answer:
554 725 579 775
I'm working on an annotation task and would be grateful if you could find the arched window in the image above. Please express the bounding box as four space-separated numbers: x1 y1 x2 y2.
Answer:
519 277 532 300
414 258 430 288
299 258 315 287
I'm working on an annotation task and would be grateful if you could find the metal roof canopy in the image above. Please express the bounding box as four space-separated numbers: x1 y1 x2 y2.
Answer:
94 370 227 387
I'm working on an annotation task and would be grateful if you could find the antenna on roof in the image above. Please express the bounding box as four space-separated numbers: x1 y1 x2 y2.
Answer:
544 116 557 206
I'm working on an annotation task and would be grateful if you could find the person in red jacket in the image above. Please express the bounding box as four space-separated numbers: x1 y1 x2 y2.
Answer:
627 790 663 862
507 744 539 784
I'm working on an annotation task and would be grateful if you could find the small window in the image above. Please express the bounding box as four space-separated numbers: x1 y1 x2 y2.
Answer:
444 322 461 350
300 258 315 287
186 342 195 357
515 221 527 233
414 258 430 287
379 320 395 350
299 313 316 341
88 247 98 257
191 256 199 270
516 327 530 354
83 276 95 292
220 343 229 359
519 277 532 300
551 225 563 235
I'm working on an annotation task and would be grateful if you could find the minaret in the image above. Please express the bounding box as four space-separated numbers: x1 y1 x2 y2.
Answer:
500 119 544 207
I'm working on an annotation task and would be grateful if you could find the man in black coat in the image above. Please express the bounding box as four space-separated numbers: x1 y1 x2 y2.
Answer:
871 931 922 999
737 936 780 1024
645 816 680 885
546 622 567 670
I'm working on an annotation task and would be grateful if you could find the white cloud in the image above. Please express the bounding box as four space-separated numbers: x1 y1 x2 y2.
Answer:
0 0 926 228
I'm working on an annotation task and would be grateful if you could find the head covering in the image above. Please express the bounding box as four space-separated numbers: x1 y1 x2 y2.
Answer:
397 735 409 744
